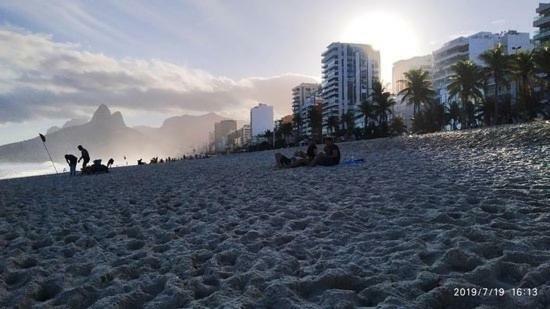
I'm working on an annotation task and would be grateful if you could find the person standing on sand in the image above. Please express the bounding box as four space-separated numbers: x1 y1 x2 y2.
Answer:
77 145 90 171
64 154 78 176
310 136 340 167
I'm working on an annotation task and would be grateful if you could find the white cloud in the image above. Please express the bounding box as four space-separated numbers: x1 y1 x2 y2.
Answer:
0 28 317 123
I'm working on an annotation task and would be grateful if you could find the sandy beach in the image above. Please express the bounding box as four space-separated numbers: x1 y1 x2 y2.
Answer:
1 122 549 308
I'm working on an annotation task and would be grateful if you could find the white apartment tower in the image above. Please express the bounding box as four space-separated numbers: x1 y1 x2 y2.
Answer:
292 83 321 137
250 103 274 142
321 42 380 130
433 31 532 104
292 83 320 116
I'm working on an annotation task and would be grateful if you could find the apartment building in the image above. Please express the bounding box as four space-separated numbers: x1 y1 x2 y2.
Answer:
321 42 380 130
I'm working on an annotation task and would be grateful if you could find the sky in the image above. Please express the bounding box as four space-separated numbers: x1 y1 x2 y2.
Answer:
0 0 542 145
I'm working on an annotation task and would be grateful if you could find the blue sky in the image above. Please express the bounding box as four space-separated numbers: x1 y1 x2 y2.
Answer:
0 0 542 145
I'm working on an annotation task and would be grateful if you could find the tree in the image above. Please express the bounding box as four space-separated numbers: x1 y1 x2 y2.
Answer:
262 130 273 149
360 98 375 135
293 112 303 141
447 60 484 128
398 69 435 116
278 122 293 146
341 110 356 136
412 100 446 134
446 101 461 130
308 104 323 143
327 115 340 136
533 43 550 118
511 51 538 120
480 44 511 125
371 81 396 127
388 116 407 136
533 43 550 77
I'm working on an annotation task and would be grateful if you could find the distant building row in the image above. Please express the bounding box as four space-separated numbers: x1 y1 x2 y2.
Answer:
292 3 548 135
209 103 274 153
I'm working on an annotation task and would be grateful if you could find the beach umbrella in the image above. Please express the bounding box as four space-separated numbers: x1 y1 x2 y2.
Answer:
39 133 58 174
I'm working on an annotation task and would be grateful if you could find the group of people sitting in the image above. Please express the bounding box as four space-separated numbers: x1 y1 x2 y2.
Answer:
64 145 113 176
274 137 340 168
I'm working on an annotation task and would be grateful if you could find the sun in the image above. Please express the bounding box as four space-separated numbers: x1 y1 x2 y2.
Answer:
341 11 421 85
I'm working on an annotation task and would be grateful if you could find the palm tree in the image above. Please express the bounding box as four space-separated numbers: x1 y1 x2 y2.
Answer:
480 44 511 125
308 104 323 143
293 112 303 141
446 101 461 130
447 60 484 128
533 43 550 76
279 122 293 146
341 110 355 136
360 98 374 130
511 51 537 120
388 116 407 136
371 81 396 126
533 43 550 107
327 115 340 136
397 69 435 116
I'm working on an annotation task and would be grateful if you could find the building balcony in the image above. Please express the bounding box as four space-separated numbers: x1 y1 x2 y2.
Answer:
534 15 550 28
537 3 550 14
534 29 550 42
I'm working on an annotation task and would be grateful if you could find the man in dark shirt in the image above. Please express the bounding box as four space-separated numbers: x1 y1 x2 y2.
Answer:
77 145 90 171
65 154 78 176
311 137 340 166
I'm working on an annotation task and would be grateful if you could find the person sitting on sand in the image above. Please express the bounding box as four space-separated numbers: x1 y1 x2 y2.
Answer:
77 145 90 171
64 154 78 176
310 137 340 167
107 158 114 168
275 140 317 168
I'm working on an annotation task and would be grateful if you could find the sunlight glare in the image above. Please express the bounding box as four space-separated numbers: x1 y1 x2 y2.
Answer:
341 11 421 84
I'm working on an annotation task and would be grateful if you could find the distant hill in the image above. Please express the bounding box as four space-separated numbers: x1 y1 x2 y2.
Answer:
134 112 226 154
0 105 158 163
0 105 228 163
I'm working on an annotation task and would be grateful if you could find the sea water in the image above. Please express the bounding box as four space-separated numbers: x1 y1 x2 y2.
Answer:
0 162 63 180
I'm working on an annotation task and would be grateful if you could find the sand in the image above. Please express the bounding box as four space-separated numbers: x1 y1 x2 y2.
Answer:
1 122 549 308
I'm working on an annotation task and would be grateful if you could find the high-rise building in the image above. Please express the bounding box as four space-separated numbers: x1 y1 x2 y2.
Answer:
250 103 274 142
391 55 433 128
214 120 237 152
534 3 550 45
227 125 251 150
432 31 532 104
291 84 323 138
321 42 380 130
292 83 320 117
392 55 433 94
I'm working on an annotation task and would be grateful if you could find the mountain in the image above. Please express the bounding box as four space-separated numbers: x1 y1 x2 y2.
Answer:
47 118 89 135
134 112 227 154
0 105 158 163
0 105 230 164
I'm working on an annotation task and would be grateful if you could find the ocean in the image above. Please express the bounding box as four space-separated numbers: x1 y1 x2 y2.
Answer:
0 162 63 180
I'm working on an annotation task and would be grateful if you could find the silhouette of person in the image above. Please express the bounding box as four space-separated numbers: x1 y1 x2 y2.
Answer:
65 154 78 176
107 158 114 168
77 145 90 171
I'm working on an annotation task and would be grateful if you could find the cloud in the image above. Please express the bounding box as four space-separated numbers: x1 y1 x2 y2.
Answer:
490 19 506 25
0 28 317 123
